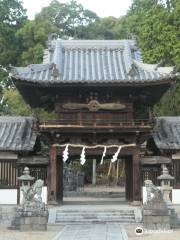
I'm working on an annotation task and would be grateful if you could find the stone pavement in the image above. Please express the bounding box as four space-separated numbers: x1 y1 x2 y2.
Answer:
53 223 128 240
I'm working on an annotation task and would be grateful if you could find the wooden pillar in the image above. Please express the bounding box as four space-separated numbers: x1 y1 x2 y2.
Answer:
48 146 63 204
125 156 133 201
92 159 96 186
132 146 141 202
57 155 63 202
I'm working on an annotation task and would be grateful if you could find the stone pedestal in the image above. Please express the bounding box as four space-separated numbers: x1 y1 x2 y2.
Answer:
12 205 48 231
143 179 174 230
143 204 171 230
19 216 48 231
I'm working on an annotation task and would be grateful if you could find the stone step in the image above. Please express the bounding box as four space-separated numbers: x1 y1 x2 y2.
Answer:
63 191 125 198
56 219 135 223
56 210 135 223
56 214 135 218
56 210 134 214
57 213 134 216
56 217 135 221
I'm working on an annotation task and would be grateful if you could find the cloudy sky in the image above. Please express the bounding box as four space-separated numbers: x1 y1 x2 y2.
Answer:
22 0 132 19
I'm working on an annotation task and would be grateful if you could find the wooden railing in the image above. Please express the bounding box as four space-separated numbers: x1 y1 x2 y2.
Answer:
39 118 154 128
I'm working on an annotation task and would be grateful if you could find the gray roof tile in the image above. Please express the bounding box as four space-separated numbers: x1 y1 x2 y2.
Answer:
11 40 175 84
0 117 37 151
153 117 180 150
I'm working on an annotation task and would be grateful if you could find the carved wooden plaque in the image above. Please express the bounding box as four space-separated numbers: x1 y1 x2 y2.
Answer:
62 100 126 112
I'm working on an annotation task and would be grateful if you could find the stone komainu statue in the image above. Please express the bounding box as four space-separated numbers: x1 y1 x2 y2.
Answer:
21 179 44 205
144 179 163 203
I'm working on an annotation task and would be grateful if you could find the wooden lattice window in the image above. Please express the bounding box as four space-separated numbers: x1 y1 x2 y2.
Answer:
0 160 17 188
141 166 161 186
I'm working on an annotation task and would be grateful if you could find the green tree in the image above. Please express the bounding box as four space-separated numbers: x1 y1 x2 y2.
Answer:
16 19 57 64
0 0 27 114
124 0 180 66
54 0 98 37
3 89 56 120
79 17 118 39
3 89 31 116
114 0 180 116
16 0 99 65
0 0 27 66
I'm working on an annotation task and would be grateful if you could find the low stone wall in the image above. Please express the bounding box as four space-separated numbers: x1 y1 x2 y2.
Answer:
18 216 48 231
0 206 17 226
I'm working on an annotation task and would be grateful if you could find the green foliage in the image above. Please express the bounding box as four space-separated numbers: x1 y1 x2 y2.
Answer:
1 0 180 117
0 0 27 66
3 89 56 120
16 0 98 65
53 0 98 37
113 0 180 115
32 108 56 122
16 19 58 65
79 17 118 39
154 79 180 116
124 0 180 67
3 89 32 116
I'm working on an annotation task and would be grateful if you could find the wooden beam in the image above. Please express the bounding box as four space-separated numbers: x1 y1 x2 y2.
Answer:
18 156 49 165
141 156 171 165
132 147 141 202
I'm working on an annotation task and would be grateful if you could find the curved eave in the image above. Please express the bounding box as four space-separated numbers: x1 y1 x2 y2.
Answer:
11 75 175 88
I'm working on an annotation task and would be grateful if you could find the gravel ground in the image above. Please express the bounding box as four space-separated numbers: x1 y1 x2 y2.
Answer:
0 203 180 239
0 223 180 240
125 224 180 240
0 225 61 240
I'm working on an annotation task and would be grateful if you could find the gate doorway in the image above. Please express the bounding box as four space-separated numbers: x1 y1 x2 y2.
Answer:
48 145 141 205
63 157 126 205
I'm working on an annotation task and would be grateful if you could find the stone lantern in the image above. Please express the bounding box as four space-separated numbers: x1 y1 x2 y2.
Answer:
18 167 34 204
18 167 34 184
157 164 174 206
12 166 48 231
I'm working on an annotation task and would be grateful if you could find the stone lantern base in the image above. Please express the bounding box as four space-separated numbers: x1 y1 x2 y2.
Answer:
12 202 48 231
143 202 171 230
143 198 178 230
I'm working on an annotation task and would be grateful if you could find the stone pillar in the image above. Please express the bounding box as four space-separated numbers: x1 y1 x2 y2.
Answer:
92 159 96 186
132 147 141 202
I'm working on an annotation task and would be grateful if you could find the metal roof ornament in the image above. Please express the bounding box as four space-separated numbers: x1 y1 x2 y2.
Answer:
46 33 58 47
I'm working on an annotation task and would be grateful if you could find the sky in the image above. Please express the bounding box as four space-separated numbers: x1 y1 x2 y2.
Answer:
22 0 132 20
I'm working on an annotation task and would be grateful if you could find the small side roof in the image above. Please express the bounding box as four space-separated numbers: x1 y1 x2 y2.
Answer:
11 39 176 85
0 116 37 151
152 117 180 150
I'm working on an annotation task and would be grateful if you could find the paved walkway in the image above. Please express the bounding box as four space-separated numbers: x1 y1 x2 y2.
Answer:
53 224 128 240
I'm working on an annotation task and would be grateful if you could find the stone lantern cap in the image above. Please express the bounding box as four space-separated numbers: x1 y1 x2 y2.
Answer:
157 166 174 181
18 167 35 181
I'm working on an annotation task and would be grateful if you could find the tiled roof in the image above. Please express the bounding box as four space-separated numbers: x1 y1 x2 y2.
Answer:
0 117 37 151
153 117 180 150
11 39 176 84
